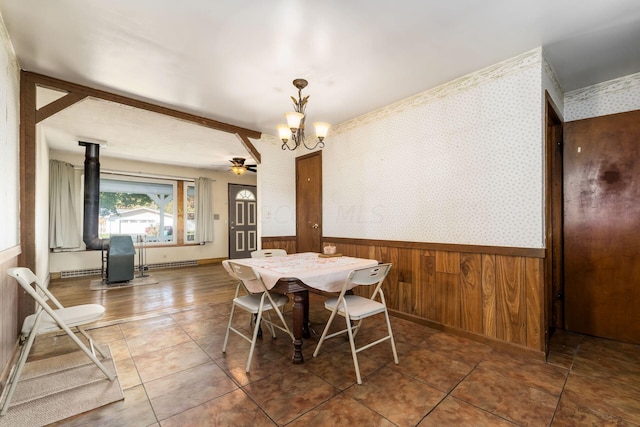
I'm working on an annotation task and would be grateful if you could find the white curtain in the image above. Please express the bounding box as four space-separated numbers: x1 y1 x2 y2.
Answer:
195 177 214 243
49 160 81 249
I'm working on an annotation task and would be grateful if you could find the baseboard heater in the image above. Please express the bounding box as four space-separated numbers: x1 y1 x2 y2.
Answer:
61 259 198 279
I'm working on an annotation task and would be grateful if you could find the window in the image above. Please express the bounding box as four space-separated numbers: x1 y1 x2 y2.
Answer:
236 189 256 200
99 177 176 245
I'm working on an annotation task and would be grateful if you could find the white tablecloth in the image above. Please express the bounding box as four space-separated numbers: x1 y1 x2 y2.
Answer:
222 252 379 293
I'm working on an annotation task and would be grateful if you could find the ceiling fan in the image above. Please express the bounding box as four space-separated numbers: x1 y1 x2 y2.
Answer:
229 157 257 175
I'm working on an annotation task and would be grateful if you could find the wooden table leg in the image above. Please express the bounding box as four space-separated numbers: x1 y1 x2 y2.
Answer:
302 290 310 339
272 278 311 364
292 291 305 364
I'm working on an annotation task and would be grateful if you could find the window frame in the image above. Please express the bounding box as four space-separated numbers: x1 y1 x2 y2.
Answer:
98 174 179 246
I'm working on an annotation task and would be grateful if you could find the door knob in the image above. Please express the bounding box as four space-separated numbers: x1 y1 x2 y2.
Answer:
312 223 319 229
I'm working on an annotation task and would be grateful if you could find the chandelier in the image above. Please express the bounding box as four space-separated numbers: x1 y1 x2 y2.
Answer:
277 79 330 151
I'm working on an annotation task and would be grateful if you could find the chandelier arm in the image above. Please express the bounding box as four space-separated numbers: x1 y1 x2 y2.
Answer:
281 140 296 150
302 138 325 150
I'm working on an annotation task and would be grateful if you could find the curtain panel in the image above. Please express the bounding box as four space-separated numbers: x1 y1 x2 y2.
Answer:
49 160 81 250
195 177 214 243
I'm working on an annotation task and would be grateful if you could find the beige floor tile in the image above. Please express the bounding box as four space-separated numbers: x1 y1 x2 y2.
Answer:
452 368 558 426
119 315 177 339
244 364 338 425
476 350 568 396
86 324 125 343
106 338 132 361
133 340 211 383
305 341 381 390
418 396 518 426
115 356 142 389
288 393 396 426
552 394 635 426
563 373 640 424
146 361 239 421
125 323 193 356
160 389 276 426
391 346 474 392
346 366 445 426
421 332 493 366
179 316 230 341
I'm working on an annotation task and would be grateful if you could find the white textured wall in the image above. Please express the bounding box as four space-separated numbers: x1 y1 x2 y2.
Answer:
564 72 640 122
322 49 545 248
0 14 20 252
48 149 256 272
257 135 298 237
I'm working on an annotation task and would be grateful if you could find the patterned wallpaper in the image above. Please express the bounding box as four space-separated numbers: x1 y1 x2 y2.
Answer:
258 48 619 248
542 51 564 116
323 49 545 248
564 72 640 122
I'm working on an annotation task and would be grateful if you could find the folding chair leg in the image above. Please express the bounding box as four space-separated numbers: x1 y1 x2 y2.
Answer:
262 311 277 338
222 303 237 353
62 324 115 382
77 326 107 358
384 310 399 364
246 311 264 372
1 334 36 416
345 316 363 385
313 306 339 357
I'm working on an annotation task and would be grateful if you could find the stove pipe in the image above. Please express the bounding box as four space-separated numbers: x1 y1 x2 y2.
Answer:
80 141 107 250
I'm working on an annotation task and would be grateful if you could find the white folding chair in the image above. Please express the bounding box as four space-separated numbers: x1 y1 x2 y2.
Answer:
312 263 398 384
1 267 115 416
222 262 293 372
251 249 287 258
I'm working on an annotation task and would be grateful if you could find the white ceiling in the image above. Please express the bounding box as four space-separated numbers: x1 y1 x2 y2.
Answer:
1 0 639 171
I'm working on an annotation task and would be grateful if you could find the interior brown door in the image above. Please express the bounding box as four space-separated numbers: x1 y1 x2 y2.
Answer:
296 152 322 253
564 110 640 343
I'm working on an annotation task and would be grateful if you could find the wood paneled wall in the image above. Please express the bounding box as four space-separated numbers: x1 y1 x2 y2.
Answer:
263 236 546 354
261 236 297 256
0 247 21 386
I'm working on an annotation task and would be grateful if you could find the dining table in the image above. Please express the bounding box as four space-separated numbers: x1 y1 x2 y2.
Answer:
221 252 379 363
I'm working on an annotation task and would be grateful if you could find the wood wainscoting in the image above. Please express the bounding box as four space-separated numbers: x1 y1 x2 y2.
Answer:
262 236 546 356
261 236 297 255
0 245 21 387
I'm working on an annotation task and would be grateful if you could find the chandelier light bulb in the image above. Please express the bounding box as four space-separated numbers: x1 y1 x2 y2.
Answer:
313 122 330 141
284 111 304 131
277 124 291 142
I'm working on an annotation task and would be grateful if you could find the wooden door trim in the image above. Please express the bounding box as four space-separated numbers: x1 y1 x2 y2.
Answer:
544 91 564 343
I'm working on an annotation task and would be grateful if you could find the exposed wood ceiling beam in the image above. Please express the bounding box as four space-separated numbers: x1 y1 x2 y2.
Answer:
25 71 262 142
36 91 88 123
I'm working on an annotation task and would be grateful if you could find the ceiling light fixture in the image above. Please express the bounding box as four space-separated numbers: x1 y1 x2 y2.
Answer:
231 164 246 175
229 157 257 175
277 79 330 151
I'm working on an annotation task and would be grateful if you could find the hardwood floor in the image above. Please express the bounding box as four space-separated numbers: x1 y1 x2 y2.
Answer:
50 264 238 327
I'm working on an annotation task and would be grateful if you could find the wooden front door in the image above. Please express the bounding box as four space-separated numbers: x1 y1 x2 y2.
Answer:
296 152 322 253
563 110 640 343
228 184 257 259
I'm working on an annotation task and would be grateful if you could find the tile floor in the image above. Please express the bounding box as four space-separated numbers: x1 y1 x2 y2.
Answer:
29 294 640 426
